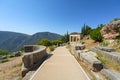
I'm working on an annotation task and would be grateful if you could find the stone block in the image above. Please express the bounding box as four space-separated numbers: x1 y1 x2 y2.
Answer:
76 50 103 71
102 69 120 80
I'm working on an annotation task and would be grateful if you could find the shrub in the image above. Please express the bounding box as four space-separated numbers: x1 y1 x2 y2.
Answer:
81 24 91 36
0 49 9 55
113 18 120 21
49 46 54 51
60 32 69 43
100 40 110 46
7 54 15 58
117 39 120 44
38 39 51 46
90 28 103 42
52 40 62 46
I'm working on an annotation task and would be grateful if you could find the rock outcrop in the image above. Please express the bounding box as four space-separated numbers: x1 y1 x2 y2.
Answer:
101 20 120 39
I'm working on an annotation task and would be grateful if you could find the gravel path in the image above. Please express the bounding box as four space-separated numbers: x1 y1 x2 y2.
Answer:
30 46 90 80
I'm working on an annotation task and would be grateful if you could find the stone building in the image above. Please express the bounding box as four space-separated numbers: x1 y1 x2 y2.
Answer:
69 32 81 44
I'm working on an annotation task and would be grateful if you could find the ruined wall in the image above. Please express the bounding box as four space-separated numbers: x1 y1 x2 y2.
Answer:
92 46 120 80
71 44 103 72
102 69 120 80
92 46 120 64
21 45 47 77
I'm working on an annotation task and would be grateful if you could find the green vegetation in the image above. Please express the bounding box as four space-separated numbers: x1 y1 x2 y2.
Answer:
90 29 103 42
94 51 120 72
113 18 120 21
0 49 9 55
38 32 69 46
52 40 62 46
38 39 51 46
100 40 110 46
60 32 69 43
117 39 120 44
0 49 18 63
0 31 61 52
81 24 91 36
37 39 57 52
49 46 55 51
90 25 103 42
81 24 104 42
37 32 69 52
0 50 15 63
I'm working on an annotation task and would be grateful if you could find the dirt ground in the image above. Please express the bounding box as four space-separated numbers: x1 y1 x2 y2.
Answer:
0 56 22 80
84 39 99 49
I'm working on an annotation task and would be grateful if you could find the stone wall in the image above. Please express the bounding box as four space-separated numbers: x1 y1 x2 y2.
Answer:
102 69 120 80
92 46 120 64
21 45 47 77
71 44 103 72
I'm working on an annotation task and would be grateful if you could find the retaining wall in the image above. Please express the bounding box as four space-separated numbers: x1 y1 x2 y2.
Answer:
102 69 120 80
92 46 120 64
21 45 47 77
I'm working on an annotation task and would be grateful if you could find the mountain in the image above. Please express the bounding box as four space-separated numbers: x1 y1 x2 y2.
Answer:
0 31 30 52
0 31 62 52
24 32 62 45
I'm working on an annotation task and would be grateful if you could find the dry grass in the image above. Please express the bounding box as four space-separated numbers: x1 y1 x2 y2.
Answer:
95 51 120 73
111 44 120 53
84 39 99 49
46 47 51 53
0 56 22 80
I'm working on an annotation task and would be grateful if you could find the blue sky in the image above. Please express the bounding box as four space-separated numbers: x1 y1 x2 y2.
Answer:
0 0 120 35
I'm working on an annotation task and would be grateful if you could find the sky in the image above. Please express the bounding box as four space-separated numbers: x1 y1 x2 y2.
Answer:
0 0 120 35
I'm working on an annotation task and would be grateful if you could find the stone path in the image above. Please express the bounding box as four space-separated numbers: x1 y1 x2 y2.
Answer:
30 46 90 80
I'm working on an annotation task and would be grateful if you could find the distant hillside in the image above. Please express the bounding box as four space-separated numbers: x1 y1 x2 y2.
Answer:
24 32 62 45
0 31 61 52
0 31 30 52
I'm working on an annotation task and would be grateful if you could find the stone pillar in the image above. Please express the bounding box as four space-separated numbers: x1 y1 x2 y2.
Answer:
76 36 77 42
71 36 73 42
72 36 74 42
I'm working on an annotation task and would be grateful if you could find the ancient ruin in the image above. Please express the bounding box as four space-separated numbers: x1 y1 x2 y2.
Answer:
69 32 81 44
22 45 47 77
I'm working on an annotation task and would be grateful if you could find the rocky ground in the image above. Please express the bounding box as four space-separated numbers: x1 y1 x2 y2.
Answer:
0 56 22 80
83 39 99 49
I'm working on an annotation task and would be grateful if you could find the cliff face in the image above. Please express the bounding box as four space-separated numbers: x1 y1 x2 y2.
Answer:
101 20 120 39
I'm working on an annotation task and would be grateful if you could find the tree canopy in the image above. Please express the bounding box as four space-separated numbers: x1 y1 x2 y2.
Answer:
81 24 91 36
0 49 9 55
38 39 51 46
60 32 69 43
90 25 103 42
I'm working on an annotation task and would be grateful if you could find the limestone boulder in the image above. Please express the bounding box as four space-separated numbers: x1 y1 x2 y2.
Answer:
101 20 120 39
